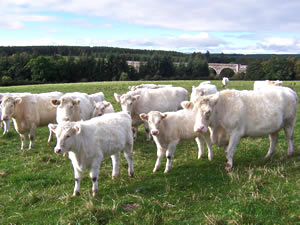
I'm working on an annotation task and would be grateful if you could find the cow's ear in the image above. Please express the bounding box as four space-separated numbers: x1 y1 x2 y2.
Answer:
73 99 80 105
14 97 22 105
192 85 195 90
140 113 148 121
209 93 219 107
128 86 132 90
181 101 194 110
114 93 121 102
161 113 168 120
104 101 110 108
51 99 61 106
73 124 81 134
48 123 57 133
133 95 140 101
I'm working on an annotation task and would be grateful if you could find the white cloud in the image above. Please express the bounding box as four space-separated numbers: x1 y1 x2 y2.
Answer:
2 0 300 32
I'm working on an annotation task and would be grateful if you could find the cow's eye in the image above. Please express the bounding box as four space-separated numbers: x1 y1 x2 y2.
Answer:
66 135 70 139
204 111 211 119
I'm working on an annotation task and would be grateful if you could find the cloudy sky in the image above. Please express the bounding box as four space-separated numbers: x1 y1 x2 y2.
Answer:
1 0 300 54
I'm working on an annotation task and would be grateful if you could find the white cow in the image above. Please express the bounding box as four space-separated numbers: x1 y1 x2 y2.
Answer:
222 77 229 88
1 92 63 149
89 92 105 102
140 107 213 173
186 87 298 171
51 92 94 123
49 112 134 196
92 101 115 117
114 86 188 141
190 81 218 102
128 84 173 91
0 92 32 135
253 80 283 90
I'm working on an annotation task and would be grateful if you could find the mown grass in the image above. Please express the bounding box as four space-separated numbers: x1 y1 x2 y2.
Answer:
0 80 299 224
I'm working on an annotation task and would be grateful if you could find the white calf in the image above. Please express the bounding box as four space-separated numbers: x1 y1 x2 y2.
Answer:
49 112 134 196
140 107 213 173
190 81 218 102
51 92 94 123
92 101 115 117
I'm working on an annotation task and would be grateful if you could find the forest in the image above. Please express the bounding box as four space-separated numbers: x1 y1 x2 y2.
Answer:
0 46 299 85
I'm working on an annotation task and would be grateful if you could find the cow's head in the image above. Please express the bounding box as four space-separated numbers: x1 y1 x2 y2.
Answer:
140 111 167 136
1 96 22 121
92 101 111 117
51 97 80 123
49 122 81 154
183 93 219 133
114 93 140 115
190 86 205 102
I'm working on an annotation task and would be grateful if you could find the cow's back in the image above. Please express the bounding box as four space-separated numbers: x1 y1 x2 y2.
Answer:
215 88 298 137
78 112 133 157
134 87 188 115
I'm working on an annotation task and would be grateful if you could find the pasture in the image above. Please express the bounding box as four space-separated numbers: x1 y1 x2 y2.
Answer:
0 80 299 224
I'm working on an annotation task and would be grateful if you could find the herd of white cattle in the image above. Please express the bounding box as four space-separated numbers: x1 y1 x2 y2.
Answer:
0 79 298 196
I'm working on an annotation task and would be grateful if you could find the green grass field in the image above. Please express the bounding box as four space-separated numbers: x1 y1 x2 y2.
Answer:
0 80 299 224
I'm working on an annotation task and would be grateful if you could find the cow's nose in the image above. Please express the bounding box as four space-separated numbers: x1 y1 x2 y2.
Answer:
55 148 62 154
151 130 159 135
195 126 206 133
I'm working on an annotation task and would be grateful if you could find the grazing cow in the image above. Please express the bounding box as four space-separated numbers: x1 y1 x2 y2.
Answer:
140 106 213 173
253 80 283 90
128 84 173 91
222 77 229 88
114 86 188 141
1 92 63 149
49 112 134 196
88 92 105 102
186 87 298 171
51 92 94 123
92 100 115 117
190 81 218 102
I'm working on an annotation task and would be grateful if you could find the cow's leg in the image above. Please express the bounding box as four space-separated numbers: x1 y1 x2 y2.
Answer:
165 143 177 173
225 133 241 171
132 125 138 141
73 168 82 196
28 125 36 149
123 144 134 177
20 134 26 150
153 146 165 173
48 127 53 143
284 126 294 156
202 132 213 161
265 132 278 158
89 160 101 197
3 120 9 134
111 152 120 178
195 136 205 159
144 121 151 141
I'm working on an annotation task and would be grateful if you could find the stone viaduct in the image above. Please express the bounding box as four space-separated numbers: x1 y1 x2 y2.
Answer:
127 61 247 75
208 63 247 75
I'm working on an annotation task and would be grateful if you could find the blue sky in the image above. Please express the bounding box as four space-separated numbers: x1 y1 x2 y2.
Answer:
1 0 300 54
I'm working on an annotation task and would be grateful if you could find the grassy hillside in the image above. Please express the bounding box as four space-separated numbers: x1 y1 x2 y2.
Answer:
0 80 299 224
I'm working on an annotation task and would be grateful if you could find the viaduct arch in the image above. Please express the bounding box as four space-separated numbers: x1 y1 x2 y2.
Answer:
208 63 247 75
